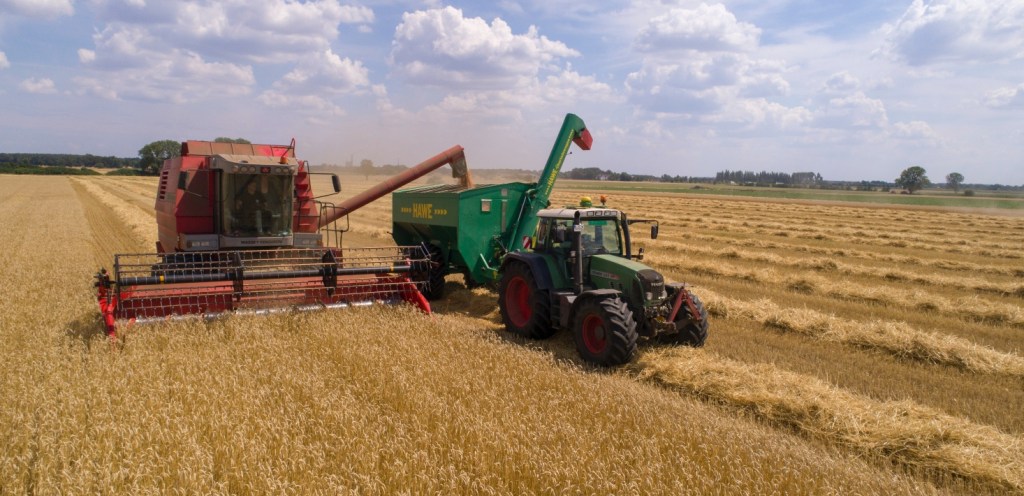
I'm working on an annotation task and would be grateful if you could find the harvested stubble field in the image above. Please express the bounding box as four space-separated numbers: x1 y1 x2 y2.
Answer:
1 173 1022 494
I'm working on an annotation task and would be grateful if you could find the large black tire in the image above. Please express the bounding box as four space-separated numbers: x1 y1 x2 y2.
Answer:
498 262 554 339
572 297 638 366
423 244 447 301
661 289 708 347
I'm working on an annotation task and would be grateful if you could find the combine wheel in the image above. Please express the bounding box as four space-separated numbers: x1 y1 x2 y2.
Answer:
662 288 708 347
423 243 447 300
498 262 554 339
572 297 638 366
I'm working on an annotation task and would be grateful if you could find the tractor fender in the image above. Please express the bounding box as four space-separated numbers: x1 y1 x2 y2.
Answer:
501 252 555 291
562 289 623 330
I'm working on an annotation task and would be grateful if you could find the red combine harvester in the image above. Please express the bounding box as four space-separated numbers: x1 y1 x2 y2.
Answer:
95 140 469 337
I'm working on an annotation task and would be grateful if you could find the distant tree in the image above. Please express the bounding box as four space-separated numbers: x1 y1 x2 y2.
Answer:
137 140 181 175
946 172 964 193
360 159 374 179
895 166 931 194
214 137 251 144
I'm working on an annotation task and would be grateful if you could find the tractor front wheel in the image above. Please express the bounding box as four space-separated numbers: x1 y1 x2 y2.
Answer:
572 297 638 366
498 262 554 339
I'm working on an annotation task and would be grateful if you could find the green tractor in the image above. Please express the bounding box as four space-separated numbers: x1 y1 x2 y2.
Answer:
391 113 708 366
498 200 707 366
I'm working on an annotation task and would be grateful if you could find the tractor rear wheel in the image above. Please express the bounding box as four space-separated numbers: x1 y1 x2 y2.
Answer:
662 290 708 347
498 262 554 339
423 243 447 301
572 297 638 366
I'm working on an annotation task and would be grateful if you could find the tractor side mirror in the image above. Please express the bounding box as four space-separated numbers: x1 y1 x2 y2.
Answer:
554 225 567 243
651 224 659 239
331 174 341 193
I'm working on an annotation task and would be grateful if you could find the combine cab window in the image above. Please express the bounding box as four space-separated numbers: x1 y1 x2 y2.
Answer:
223 173 294 236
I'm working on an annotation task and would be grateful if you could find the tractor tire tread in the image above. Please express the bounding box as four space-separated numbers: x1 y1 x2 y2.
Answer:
498 262 554 339
573 296 638 366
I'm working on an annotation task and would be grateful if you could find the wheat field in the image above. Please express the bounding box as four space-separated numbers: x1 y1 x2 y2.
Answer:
0 173 1021 494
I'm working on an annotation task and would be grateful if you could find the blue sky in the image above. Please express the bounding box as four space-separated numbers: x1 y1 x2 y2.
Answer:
1 0 1021 184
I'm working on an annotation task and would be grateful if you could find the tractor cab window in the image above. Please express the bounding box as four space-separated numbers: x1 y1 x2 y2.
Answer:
538 216 622 256
581 218 622 256
545 219 575 252
223 173 294 236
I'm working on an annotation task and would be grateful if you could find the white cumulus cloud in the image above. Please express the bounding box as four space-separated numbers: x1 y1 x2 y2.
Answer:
814 92 889 129
0 0 73 18
75 25 254 103
77 49 96 63
626 52 790 121
625 2 800 132
72 1 372 105
416 67 614 122
19 77 57 94
390 6 578 89
338 5 373 24
709 98 811 131
79 1 359 67
635 3 760 53
984 83 1024 108
879 0 1024 65
0 51 9 69
258 49 370 115
821 71 861 94
892 120 939 141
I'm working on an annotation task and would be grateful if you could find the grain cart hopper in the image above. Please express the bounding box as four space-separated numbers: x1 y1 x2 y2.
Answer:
391 114 708 365
95 140 470 337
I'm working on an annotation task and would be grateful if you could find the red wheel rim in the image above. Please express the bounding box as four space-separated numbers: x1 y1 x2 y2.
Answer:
581 314 606 354
505 276 531 327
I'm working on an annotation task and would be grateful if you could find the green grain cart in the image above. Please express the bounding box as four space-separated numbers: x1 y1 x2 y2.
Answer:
392 114 707 366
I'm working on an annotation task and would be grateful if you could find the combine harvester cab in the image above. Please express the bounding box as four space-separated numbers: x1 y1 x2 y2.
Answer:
96 140 470 338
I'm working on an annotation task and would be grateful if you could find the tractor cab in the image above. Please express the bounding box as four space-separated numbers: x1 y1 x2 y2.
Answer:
536 207 624 257
534 196 659 262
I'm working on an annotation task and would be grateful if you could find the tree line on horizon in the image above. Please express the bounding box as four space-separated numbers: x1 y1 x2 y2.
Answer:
1 143 1020 191
0 153 138 169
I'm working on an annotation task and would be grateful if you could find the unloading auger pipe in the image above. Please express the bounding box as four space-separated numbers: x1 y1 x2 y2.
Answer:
318 145 469 228
502 113 592 254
